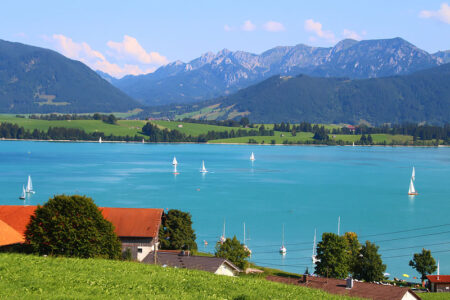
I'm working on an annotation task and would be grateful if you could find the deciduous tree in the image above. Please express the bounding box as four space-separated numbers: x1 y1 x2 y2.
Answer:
409 249 437 284
215 236 250 270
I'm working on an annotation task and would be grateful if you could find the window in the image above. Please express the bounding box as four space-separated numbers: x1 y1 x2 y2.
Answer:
137 247 143 253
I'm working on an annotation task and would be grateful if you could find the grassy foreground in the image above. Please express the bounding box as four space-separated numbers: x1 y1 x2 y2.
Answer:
0 253 354 299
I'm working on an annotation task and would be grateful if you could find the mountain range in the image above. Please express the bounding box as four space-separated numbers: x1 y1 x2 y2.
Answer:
145 63 450 125
103 37 445 106
0 39 139 113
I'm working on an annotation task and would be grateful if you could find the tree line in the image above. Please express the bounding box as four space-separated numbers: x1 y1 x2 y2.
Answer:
28 113 118 124
0 122 141 142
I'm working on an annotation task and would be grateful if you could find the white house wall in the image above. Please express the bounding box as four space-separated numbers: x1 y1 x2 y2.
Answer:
214 263 236 277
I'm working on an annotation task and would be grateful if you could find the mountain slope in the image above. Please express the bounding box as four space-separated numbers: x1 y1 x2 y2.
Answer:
109 38 441 106
434 50 450 64
155 63 450 125
0 39 140 113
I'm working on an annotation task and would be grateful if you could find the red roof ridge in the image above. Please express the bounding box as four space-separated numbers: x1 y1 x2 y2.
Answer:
427 275 450 283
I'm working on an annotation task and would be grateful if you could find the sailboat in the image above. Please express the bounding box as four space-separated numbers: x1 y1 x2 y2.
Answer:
219 220 226 243
408 178 418 195
279 224 287 255
352 142 355 147
19 185 26 200
200 160 208 173
311 229 320 265
408 167 418 195
98 137 102 143
142 138 145 144
172 156 178 165
243 222 251 255
26 175 35 194
250 152 255 161
173 164 179 175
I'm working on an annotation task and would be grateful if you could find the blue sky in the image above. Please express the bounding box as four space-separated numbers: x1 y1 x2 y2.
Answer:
1 0 449 77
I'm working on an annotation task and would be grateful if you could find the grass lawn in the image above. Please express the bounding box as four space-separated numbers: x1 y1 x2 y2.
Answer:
420 293 450 300
0 115 147 137
152 120 253 136
209 132 314 144
0 253 353 299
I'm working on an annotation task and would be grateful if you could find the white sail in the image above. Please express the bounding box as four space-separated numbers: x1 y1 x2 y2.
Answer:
26 175 34 193
200 160 208 173
173 164 178 174
250 152 255 161
408 178 416 194
172 156 178 165
142 139 145 144
412 167 415 181
352 142 355 147
280 224 287 254
20 185 26 199
219 220 226 243
99 137 102 143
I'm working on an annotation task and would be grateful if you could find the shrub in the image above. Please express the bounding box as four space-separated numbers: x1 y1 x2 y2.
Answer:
25 195 121 259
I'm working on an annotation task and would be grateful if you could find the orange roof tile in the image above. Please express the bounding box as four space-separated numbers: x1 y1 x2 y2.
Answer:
100 207 163 238
0 205 163 239
427 275 450 283
0 205 37 235
0 219 25 246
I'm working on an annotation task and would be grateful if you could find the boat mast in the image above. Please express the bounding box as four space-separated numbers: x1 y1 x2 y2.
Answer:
337 216 340 236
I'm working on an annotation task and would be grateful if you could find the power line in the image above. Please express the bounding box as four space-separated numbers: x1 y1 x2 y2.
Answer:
382 248 450 259
359 223 450 239
373 230 450 244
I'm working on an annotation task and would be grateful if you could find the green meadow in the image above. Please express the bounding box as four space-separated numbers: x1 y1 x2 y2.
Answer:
0 115 416 144
0 253 353 299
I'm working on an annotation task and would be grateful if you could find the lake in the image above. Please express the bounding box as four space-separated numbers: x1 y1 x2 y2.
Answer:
1 141 449 280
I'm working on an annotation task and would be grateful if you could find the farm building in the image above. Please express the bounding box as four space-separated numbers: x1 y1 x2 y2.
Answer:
0 205 163 261
143 250 241 276
427 275 450 293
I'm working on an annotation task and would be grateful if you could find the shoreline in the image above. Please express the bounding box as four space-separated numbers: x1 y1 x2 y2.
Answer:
1 138 447 147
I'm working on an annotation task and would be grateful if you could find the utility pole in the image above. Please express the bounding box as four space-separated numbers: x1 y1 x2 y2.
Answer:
154 243 157 264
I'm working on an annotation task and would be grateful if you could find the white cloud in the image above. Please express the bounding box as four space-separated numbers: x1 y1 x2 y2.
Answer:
241 20 256 31
263 21 285 32
419 3 450 24
304 19 335 42
342 29 362 40
106 35 168 65
50 34 165 78
224 24 234 32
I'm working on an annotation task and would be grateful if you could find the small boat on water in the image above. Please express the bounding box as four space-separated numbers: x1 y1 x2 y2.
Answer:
25 175 35 194
173 164 179 175
250 152 255 161
311 229 320 265
352 142 355 147
279 224 287 255
142 139 145 144
200 160 208 173
19 185 26 200
99 137 102 143
219 220 226 243
408 167 418 195
243 222 251 255
172 156 178 166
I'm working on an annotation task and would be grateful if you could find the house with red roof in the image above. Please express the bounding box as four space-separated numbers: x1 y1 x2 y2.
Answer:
427 275 450 293
0 205 163 261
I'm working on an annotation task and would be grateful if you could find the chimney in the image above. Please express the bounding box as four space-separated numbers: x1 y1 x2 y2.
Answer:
346 277 354 289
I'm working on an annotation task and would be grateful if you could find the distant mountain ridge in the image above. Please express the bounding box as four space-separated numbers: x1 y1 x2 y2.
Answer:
104 38 444 106
0 39 140 113
145 63 450 125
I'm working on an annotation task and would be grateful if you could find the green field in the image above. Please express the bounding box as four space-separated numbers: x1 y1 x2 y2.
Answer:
0 115 147 137
0 253 353 299
420 293 450 300
0 115 417 145
153 120 254 136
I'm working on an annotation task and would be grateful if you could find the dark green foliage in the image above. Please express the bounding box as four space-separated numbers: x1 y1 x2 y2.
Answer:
122 248 132 261
315 233 350 279
215 236 250 270
409 249 437 283
0 39 139 113
159 209 197 251
313 126 329 140
24 195 121 259
353 241 386 282
343 232 361 275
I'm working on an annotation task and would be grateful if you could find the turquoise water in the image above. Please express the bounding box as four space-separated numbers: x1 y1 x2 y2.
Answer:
1 141 449 280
